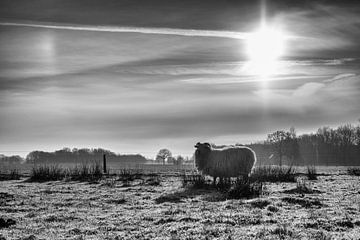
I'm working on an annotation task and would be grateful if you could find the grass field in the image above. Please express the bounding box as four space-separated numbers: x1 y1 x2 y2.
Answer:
0 166 359 239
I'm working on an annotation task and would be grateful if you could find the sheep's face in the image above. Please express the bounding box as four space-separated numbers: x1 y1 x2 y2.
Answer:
194 142 211 170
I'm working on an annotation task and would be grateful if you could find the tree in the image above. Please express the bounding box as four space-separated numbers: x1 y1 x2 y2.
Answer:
156 149 172 165
267 130 287 166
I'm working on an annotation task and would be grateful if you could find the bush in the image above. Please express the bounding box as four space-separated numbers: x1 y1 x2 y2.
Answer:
347 167 360 176
29 165 65 182
306 166 317 180
250 165 297 182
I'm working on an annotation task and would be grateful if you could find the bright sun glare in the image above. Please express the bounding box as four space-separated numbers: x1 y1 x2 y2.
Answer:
245 26 286 77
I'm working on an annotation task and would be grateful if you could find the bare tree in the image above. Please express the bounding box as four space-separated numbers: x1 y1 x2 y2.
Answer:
267 130 287 166
156 149 172 165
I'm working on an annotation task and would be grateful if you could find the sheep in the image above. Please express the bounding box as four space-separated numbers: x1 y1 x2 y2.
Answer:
194 142 257 184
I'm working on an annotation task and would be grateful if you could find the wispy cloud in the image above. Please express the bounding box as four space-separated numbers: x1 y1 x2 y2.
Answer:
180 75 327 85
0 21 250 40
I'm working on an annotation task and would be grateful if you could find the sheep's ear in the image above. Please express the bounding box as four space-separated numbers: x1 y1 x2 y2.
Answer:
204 142 211 149
194 142 201 148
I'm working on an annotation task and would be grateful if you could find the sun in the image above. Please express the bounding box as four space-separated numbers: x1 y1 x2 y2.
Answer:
245 26 286 77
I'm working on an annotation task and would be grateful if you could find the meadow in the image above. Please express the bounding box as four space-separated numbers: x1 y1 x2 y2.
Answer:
0 164 359 240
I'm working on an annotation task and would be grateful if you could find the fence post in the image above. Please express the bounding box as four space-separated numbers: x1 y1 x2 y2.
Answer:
103 154 107 174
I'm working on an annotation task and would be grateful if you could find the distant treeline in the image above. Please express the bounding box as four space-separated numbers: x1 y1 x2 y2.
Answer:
24 148 147 164
248 124 360 166
0 154 23 164
1 123 359 166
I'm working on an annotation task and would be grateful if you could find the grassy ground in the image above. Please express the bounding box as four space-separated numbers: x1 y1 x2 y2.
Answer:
0 170 359 239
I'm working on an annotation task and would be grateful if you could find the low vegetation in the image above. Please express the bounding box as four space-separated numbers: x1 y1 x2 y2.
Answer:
226 180 263 199
0 169 20 181
29 165 65 182
347 167 360 176
0 166 359 239
117 169 143 182
66 162 103 182
282 196 323 208
250 165 297 182
181 174 263 199
29 163 103 182
283 179 321 194
306 165 318 180
181 173 208 189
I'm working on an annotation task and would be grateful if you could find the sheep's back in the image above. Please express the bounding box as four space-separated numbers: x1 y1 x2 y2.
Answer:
208 147 256 177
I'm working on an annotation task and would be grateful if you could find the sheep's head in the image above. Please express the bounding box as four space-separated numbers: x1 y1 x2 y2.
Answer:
194 142 211 170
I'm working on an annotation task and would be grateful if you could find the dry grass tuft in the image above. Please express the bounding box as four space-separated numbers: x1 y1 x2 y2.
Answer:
29 163 103 182
284 179 321 194
307 166 318 180
250 165 297 182
118 169 143 182
67 162 103 182
282 197 323 208
181 173 208 188
0 217 16 229
145 176 161 186
271 224 293 239
226 180 263 199
29 165 65 182
347 167 360 176
0 169 21 181
250 199 271 209
155 193 184 204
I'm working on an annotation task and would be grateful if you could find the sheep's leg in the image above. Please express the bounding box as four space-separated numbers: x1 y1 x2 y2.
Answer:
213 176 217 186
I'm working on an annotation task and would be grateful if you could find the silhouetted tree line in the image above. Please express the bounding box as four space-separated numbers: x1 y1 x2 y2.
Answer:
1 123 359 166
24 148 147 164
0 154 23 164
248 124 360 166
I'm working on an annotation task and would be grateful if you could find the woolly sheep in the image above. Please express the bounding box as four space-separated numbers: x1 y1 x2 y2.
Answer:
194 142 257 184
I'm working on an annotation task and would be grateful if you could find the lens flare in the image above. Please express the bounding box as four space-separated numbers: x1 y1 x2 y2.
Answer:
245 26 286 77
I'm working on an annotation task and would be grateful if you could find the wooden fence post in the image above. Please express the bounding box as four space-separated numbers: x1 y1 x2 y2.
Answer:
103 154 107 174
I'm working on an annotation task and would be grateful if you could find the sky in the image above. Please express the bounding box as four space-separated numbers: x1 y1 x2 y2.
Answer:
0 0 359 158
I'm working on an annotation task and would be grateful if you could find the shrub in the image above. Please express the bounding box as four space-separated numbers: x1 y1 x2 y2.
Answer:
347 167 360 176
29 165 65 182
250 165 297 182
306 166 317 180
